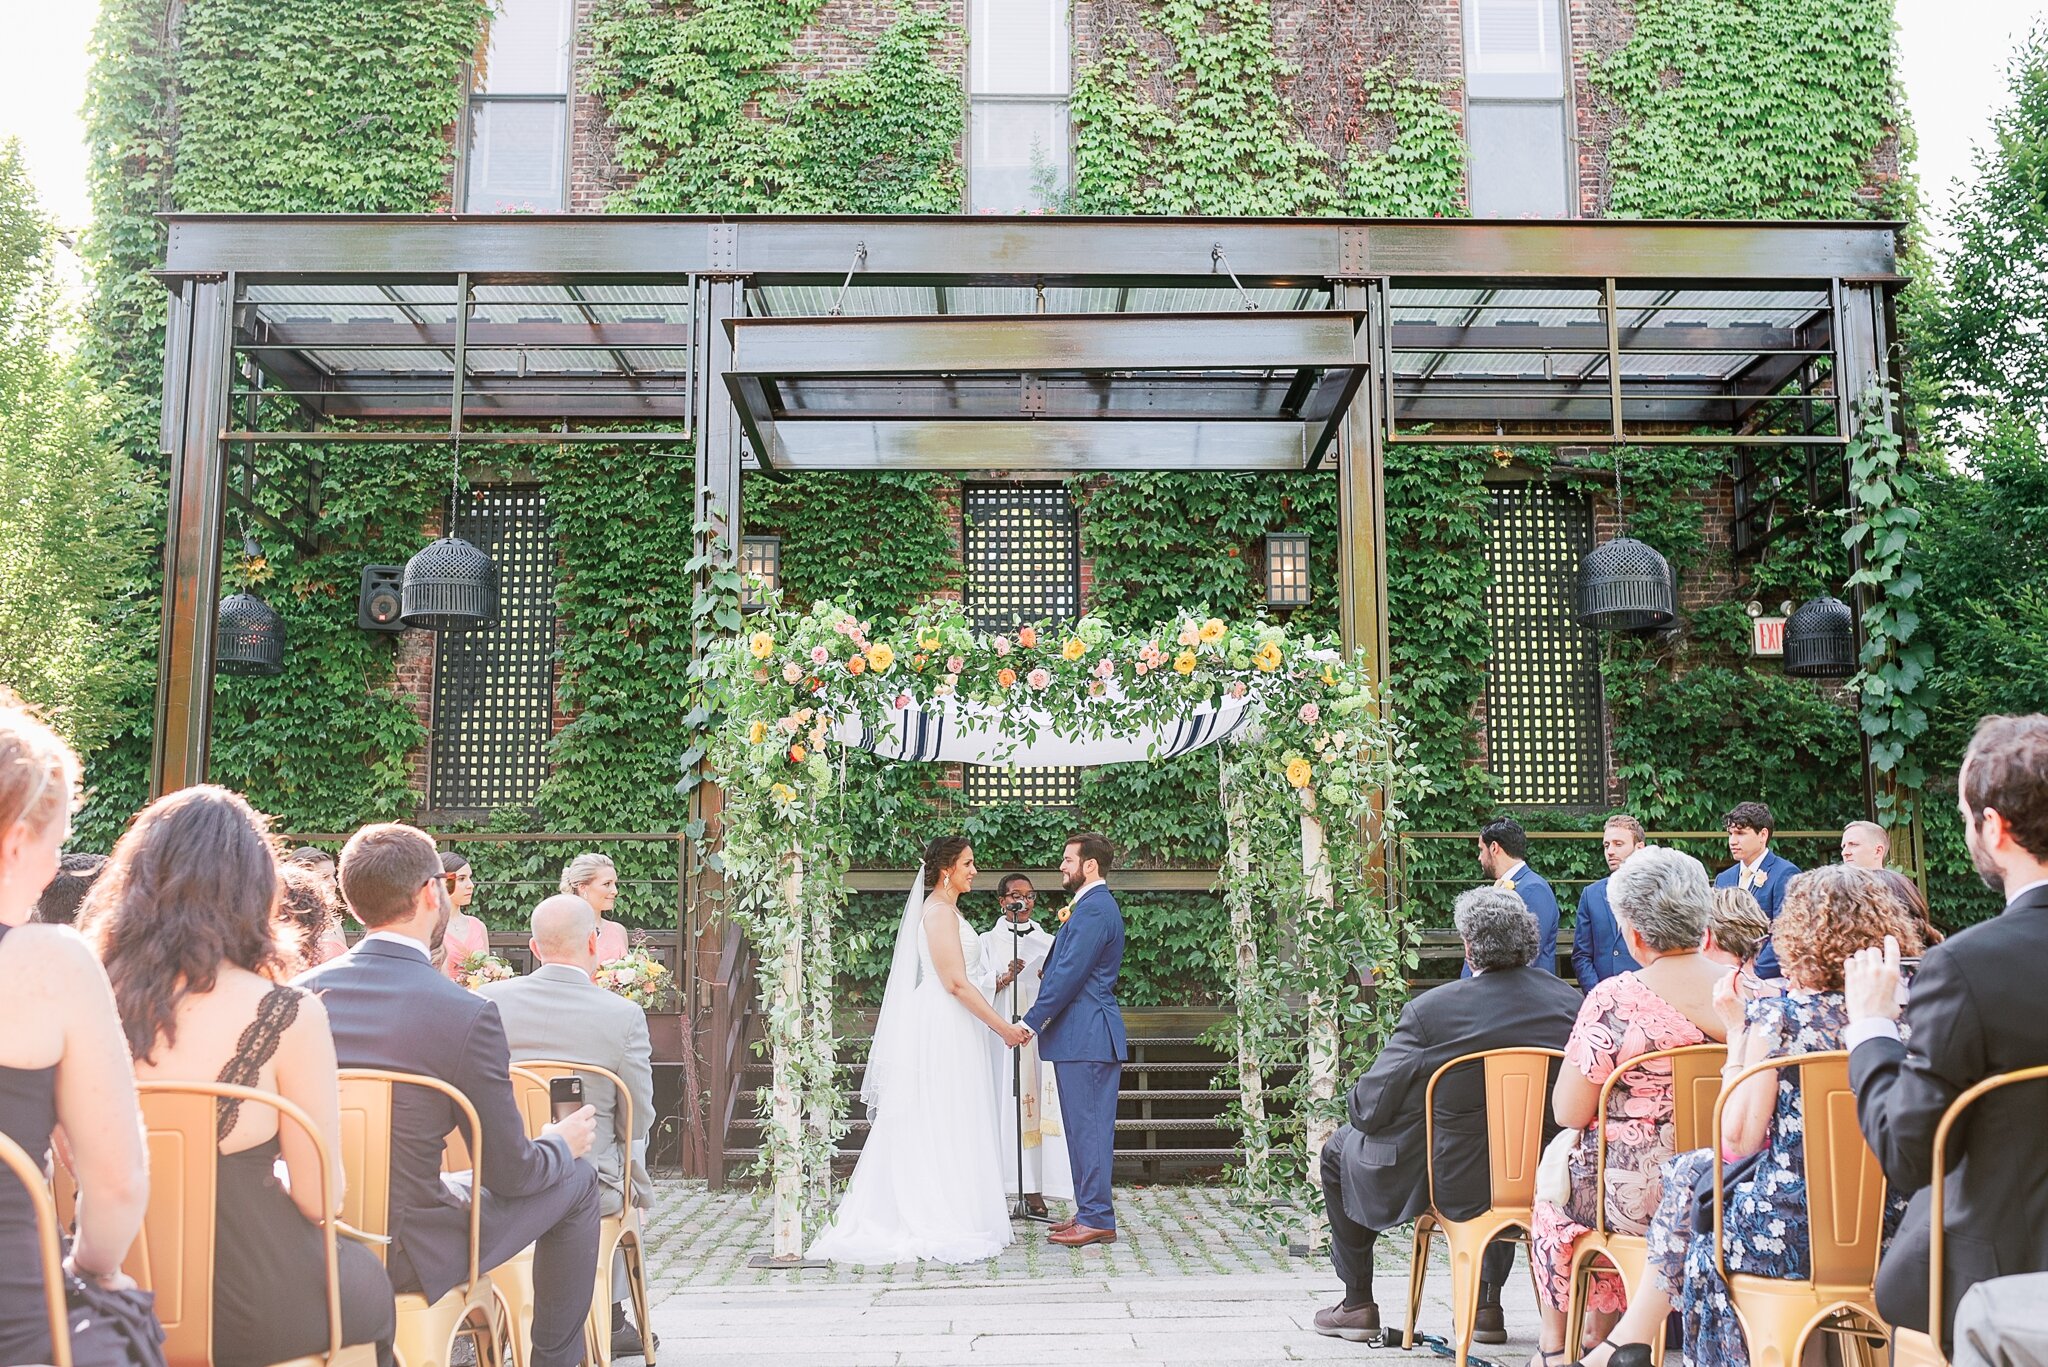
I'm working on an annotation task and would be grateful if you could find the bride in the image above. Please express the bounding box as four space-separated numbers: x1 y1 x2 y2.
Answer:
808 835 1032 1264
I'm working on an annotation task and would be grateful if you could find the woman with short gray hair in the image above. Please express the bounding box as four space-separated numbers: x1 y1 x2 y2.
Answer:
1524 846 1728 1366
1455 885 1541 974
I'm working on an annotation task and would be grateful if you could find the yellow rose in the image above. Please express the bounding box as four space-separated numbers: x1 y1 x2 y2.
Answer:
1255 641 1284 672
770 782 796 804
747 720 768 746
1286 757 1313 789
1320 665 1339 687
1199 618 1227 644
1173 651 1198 675
865 642 895 673
920 634 941 651
748 631 775 660
1062 638 1087 661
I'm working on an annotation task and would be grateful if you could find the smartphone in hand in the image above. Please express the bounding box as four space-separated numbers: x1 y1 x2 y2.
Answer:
549 1074 585 1123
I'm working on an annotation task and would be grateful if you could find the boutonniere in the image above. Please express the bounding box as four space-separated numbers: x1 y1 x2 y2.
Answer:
1057 903 1074 924
1753 868 1768 886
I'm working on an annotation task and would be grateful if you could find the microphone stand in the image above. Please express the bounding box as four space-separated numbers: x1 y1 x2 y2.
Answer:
1007 913 1053 1224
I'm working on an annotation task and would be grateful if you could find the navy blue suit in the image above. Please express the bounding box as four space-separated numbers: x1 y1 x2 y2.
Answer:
1462 863 1561 978
299 938 601 1367
1024 882 1126 1230
1571 876 1641 991
1713 849 1801 977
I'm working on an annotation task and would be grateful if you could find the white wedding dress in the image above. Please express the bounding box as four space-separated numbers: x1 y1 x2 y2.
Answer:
807 906 1014 1264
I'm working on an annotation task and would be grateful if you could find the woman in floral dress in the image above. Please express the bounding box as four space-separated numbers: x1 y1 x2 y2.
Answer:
1569 865 1924 1367
1528 848 1728 1367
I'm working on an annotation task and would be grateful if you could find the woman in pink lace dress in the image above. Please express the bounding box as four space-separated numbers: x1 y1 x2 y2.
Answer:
1526 847 1727 1367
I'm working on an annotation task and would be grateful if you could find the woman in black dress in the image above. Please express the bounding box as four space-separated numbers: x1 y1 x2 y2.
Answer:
0 698 154 1366
83 785 396 1367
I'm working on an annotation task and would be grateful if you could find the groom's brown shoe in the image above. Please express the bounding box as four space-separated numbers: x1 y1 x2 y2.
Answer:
1049 1216 1079 1234
1048 1223 1116 1247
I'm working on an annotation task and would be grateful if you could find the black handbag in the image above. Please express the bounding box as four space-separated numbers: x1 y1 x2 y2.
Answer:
62 1272 168 1367
1689 1150 1766 1237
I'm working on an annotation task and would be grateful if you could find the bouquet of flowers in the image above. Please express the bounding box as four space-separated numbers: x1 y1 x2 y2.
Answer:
456 949 515 992
595 944 673 1010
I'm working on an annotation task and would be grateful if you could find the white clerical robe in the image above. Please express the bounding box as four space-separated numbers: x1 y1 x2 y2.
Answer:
981 917 1074 1200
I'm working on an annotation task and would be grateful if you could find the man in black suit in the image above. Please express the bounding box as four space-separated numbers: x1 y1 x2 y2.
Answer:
1315 886 1584 1344
301 824 603 1367
1845 713 2048 1347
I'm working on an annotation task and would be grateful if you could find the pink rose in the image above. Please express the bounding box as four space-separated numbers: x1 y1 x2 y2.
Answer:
1136 662 1150 676
782 662 803 684
947 655 965 674
993 636 1012 656
894 693 911 710
810 645 830 665
1095 659 1114 679
1027 667 1051 691
1229 681 1248 699
1298 702 1320 725
1089 681 1105 696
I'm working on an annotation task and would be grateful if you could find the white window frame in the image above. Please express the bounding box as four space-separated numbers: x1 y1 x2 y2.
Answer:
966 0 1073 213
1463 0 1576 219
462 0 574 213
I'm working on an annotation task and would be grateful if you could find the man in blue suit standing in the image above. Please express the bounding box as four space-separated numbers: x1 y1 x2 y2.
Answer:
1572 814 1647 991
1713 801 1800 977
1464 818 1560 978
1024 831 1126 1248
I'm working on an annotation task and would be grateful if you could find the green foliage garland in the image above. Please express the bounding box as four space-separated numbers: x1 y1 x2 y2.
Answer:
1843 384 1931 823
1591 0 1904 218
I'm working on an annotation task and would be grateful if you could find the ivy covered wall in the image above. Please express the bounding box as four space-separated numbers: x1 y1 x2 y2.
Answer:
77 0 1916 979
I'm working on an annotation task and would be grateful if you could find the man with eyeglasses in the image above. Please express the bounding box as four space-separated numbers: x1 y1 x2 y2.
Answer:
979 874 1073 1219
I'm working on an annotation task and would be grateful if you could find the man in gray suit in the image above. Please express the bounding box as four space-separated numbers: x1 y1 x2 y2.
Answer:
480 894 656 1358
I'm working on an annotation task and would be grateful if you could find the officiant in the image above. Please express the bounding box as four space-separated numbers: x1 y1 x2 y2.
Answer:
982 874 1075 1216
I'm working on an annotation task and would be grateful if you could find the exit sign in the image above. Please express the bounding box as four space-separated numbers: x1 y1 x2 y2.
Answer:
1752 616 1786 657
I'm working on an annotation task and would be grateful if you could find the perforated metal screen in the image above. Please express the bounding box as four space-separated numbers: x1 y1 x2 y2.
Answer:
963 482 1080 806
429 486 557 812
1483 483 1606 807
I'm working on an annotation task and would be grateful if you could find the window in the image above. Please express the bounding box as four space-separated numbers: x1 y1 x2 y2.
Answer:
1463 0 1572 218
464 0 571 212
429 487 557 812
963 482 1081 805
1483 483 1605 806
967 0 1071 212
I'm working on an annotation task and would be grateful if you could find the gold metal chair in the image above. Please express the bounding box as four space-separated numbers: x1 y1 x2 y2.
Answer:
1561 1044 1725 1364
516 1059 656 1367
1403 1046 1563 1366
128 1080 376 1367
1889 1063 2048 1367
1713 1050 1888 1367
0 1129 70 1367
337 1069 512 1367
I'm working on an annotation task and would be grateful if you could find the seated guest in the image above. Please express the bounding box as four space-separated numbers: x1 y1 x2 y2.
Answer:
303 823 601 1367
85 787 396 1367
560 853 630 962
1840 819 1890 871
1872 867 1945 949
1469 817 1560 978
0 698 153 1367
1713 801 1800 977
284 847 348 961
1314 887 1583 1345
31 850 106 925
1704 887 1777 997
1846 714 2048 1348
1574 865 1925 1367
275 863 344 977
1530 848 1728 1366
477 894 655 1359
436 852 490 982
1573 816 1646 991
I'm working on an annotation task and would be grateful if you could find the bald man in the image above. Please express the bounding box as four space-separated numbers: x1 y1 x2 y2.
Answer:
478 895 657 1357
1841 820 1891 870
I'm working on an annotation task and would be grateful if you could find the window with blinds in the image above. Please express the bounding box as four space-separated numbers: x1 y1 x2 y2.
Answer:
967 0 1071 211
963 481 1080 806
1483 483 1606 807
428 486 557 812
464 0 572 212
1464 0 1573 218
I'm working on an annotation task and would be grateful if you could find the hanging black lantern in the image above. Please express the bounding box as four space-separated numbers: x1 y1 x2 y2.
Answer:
1576 536 1676 632
1783 595 1857 678
217 592 285 676
401 535 498 630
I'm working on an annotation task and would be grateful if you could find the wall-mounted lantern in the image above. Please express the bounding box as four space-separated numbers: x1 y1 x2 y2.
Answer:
1264 532 1311 608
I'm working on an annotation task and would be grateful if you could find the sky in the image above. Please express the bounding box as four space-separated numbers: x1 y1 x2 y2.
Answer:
0 0 2044 238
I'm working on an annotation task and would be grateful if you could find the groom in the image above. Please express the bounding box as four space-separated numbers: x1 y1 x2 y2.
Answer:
1023 831 1127 1247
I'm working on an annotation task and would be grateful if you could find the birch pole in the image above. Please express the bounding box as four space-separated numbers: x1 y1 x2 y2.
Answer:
1219 764 1271 1193
803 858 837 1228
767 845 807 1259
1299 800 1340 1247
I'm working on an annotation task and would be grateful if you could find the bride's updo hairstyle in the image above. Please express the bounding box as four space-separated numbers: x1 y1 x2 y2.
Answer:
921 835 972 892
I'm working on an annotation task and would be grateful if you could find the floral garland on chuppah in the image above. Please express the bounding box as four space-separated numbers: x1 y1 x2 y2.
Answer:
703 594 1426 1258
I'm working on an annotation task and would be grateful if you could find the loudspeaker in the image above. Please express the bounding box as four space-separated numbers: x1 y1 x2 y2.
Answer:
358 564 406 632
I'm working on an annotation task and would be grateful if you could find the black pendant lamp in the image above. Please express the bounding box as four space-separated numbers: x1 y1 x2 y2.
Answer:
401 433 497 630
1783 594 1857 678
1577 446 1675 632
217 535 284 676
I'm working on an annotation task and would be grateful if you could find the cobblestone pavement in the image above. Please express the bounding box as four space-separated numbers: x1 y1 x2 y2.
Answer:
637 1179 1544 1365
